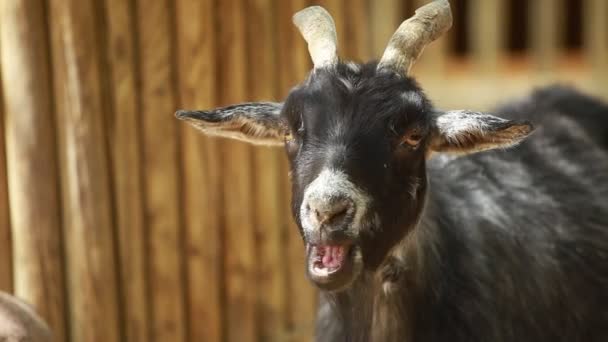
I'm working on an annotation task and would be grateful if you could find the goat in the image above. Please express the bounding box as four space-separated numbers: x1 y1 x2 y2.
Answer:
176 1 608 341
0 292 52 341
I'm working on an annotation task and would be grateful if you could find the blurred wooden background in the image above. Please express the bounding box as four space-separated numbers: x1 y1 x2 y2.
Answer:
0 0 605 341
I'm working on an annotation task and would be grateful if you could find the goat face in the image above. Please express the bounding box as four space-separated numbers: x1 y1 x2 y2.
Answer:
176 2 534 291
282 63 432 290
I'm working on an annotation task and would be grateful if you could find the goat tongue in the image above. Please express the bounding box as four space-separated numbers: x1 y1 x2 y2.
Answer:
320 245 347 269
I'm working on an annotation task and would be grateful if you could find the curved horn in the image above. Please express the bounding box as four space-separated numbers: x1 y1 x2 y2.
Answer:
293 6 338 68
378 0 452 74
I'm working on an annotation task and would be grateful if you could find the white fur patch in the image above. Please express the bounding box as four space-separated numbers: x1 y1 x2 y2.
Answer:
382 280 395 295
435 110 505 141
433 110 530 153
401 91 423 107
346 61 361 73
338 76 353 91
300 168 371 237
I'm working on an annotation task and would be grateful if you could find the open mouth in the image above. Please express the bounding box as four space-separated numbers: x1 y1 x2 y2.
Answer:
306 242 359 291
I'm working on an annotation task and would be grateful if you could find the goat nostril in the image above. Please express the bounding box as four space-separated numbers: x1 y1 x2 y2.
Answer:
334 206 348 219
310 199 352 226
314 209 321 222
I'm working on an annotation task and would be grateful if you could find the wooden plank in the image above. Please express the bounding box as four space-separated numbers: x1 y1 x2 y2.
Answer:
370 0 403 58
344 0 372 61
0 49 11 294
135 0 186 341
421 71 597 109
276 1 317 341
0 0 68 339
529 0 562 72
245 0 287 340
48 0 121 340
102 0 149 341
276 0 311 88
583 0 608 98
217 0 257 341
468 0 505 74
174 0 223 341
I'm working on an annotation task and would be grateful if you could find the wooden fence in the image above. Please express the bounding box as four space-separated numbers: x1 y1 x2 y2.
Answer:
0 0 606 341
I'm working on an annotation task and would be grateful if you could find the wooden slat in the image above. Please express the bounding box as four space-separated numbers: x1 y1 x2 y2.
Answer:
48 0 121 340
277 0 311 88
0 49 11 294
276 1 317 341
175 0 223 341
103 0 149 341
421 71 598 109
217 0 257 340
468 0 505 74
529 0 562 72
246 0 287 340
135 0 187 341
583 0 608 98
370 0 403 58
0 0 67 339
344 0 372 61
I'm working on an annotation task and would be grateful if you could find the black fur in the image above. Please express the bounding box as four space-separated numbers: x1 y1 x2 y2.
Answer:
280 64 608 341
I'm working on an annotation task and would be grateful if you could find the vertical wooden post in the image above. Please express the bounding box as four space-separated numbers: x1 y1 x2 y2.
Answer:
0 64 11 294
0 0 67 340
468 0 505 74
135 0 187 341
529 0 562 72
276 1 317 340
246 0 287 340
217 0 257 340
583 0 608 99
344 0 372 61
103 0 149 341
49 0 122 340
48 0 122 340
370 0 403 58
175 0 223 341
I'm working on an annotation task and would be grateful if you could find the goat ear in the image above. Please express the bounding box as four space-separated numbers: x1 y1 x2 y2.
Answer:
429 110 534 155
176 102 285 146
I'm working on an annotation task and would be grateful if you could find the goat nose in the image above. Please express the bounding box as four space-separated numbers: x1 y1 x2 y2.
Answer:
307 197 353 227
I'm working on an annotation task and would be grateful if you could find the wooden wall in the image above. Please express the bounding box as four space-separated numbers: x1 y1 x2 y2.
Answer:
0 0 605 341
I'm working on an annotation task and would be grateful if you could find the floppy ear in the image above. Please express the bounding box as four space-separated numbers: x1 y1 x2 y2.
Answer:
176 102 285 146
429 110 534 155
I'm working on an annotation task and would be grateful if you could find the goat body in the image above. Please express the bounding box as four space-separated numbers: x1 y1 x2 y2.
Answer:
316 86 608 342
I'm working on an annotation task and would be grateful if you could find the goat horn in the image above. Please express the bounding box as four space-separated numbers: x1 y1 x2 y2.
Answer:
378 0 452 74
293 6 339 69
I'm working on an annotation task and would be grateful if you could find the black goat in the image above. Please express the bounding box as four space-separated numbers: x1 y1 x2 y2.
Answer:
176 1 608 341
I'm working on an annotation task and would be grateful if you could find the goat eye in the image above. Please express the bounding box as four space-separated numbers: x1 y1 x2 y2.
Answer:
400 129 423 148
